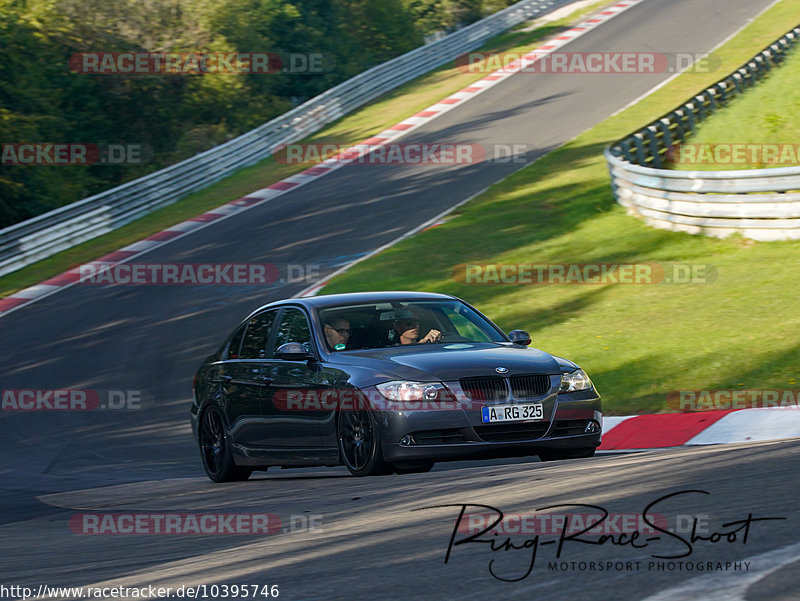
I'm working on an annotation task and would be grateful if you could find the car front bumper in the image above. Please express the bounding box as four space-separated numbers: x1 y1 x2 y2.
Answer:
372 387 602 462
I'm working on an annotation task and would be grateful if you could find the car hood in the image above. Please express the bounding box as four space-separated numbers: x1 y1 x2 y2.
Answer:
331 343 563 382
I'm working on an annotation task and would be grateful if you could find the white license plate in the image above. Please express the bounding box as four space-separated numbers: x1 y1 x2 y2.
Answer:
481 403 544 423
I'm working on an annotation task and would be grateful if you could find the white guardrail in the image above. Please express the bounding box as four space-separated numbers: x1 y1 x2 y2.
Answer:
605 26 800 241
0 0 571 277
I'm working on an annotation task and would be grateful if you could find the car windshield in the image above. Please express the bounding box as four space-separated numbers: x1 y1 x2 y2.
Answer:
318 299 506 351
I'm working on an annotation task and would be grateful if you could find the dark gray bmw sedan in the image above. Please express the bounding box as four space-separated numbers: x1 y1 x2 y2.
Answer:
191 291 602 481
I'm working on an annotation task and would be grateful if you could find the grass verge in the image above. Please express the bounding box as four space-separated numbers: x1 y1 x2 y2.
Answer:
671 37 800 170
322 0 800 414
0 0 615 299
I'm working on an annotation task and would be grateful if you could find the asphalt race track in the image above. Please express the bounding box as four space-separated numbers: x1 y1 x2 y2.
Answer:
3 443 799 600
2 0 797 599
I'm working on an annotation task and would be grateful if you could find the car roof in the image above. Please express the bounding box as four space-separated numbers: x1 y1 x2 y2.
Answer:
250 291 458 316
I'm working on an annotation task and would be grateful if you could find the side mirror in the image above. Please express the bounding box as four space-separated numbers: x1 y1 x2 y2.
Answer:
508 330 532 346
276 342 315 362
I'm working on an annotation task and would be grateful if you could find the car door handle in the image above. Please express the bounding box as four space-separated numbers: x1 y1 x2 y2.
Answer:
258 376 273 385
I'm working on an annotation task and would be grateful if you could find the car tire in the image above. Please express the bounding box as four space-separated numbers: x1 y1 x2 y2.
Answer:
537 447 596 462
337 399 391 476
199 406 252 482
393 461 435 474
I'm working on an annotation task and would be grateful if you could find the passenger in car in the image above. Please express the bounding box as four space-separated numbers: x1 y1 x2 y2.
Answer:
324 317 351 350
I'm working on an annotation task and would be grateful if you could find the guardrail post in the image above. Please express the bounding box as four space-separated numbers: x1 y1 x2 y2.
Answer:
645 125 660 167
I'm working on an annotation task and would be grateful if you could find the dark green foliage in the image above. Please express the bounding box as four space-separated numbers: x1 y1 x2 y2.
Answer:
0 0 513 227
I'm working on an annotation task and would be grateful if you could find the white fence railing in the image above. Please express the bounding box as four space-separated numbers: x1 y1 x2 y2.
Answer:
605 26 800 241
0 0 570 277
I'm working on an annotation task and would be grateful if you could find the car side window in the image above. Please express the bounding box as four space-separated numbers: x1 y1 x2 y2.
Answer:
272 308 312 355
226 324 246 359
239 310 277 359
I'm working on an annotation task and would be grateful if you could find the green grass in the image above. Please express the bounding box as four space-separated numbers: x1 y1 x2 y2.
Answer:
322 0 800 414
0 0 615 299
672 37 800 171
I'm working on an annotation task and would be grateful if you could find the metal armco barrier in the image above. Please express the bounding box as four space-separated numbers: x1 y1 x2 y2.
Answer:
0 0 570 277
605 26 800 241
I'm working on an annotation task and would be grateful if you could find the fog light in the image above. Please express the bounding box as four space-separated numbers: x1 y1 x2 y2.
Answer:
585 420 601 434
399 435 414 446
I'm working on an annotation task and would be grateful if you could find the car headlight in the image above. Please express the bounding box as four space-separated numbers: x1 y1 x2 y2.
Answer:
376 381 448 401
559 369 592 393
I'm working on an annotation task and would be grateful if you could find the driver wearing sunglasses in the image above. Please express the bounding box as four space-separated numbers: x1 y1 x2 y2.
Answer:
393 314 441 345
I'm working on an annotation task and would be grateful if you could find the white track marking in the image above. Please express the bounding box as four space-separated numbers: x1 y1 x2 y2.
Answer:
640 540 800 601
